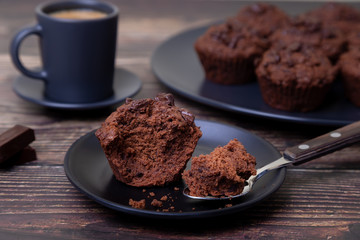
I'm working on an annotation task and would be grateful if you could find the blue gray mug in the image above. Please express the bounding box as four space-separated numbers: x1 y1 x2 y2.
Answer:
10 0 118 103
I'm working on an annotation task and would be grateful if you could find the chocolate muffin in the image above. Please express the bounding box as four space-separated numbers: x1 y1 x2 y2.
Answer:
194 23 268 85
255 43 337 112
338 50 360 107
95 93 202 187
227 3 290 38
270 16 346 62
182 139 256 198
304 2 360 36
346 29 360 51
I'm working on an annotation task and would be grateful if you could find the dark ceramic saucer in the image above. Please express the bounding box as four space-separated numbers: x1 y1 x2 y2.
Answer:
12 68 142 110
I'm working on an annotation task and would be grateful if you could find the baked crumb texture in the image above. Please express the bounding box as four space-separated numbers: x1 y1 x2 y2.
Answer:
303 2 360 36
95 93 202 187
194 3 288 85
338 50 360 107
129 193 176 211
255 43 336 112
151 199 163 207
129 199 145 209
183 139 256 197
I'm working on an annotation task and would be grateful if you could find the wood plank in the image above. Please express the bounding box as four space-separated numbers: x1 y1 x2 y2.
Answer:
0 166 359 240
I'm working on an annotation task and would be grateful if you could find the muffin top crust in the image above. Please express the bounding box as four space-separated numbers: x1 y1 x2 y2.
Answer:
256 42 336 88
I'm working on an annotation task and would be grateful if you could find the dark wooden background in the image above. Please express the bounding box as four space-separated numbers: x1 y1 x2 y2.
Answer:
0 0 359 239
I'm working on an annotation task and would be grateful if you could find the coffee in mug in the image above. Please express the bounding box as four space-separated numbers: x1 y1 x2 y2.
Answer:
50 9 108 20
10 1 118 103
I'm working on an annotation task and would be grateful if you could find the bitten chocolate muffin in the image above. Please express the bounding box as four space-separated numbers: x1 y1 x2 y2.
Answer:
338 50 360 107
270 16 346 62
255 43 337 112
95 93 202 187
194 22 268 85
304 2 360 36
227 3 290 38
182 139 256 198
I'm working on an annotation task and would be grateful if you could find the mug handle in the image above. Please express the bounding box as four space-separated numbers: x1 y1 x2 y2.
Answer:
10 24 47 80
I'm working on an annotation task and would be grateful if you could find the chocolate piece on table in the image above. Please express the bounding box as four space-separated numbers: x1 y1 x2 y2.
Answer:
0 146 37 167
0 125 35 164
11 146 37 165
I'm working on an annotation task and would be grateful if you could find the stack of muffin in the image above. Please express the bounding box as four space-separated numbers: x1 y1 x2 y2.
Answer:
195 3 360 111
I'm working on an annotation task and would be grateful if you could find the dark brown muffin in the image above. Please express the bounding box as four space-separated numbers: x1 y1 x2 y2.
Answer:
194 23 268 85
304 2 360 36
182 139 256 198
255 43 337 112
346 29 360 51
338 50 360 107
270 16 346 62
227 3 290 38
95 93 202 187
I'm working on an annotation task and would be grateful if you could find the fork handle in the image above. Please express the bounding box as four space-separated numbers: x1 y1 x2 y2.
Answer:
283 121 360 165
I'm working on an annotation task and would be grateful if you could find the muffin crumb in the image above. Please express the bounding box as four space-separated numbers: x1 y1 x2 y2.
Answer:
129 199 146 209
151 199 163 207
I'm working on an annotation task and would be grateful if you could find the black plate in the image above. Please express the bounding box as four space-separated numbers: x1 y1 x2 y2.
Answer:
64 120 285 219
151 25 360 126
13 68 142 110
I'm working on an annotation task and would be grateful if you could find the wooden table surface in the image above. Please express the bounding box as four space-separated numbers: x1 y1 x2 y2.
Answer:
0 0 359 239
